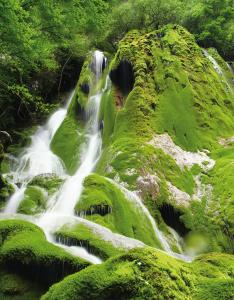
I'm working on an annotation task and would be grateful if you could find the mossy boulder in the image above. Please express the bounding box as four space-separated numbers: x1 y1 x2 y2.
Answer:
96 25 234 252
75 173 162 248
51 115 85 175
41 247 234 300
0 220 90 287
17 174 63 215
0 268 46 300
56 223 124 260
0 175 14 211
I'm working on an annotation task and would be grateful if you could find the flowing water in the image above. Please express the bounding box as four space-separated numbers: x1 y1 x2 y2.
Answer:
114 181 191 262
2 50 190 264
203 49 233 93
3 92 75 214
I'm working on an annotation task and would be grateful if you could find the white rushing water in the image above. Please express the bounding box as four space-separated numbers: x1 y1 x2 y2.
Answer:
203 49 233 93
2 50 191 264
3 91 75 214
2 51 107 264
114 182 191 262
37 50 107 263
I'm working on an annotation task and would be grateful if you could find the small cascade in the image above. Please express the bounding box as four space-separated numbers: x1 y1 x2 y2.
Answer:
203 49 233 92
47 51 106 216
3 91 75 214
113 181 191 262
36 50 108 263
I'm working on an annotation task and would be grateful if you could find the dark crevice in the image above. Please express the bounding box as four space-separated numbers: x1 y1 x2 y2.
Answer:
56 235 107 260
76 205 112 217
159 204 189 237
110 60 135 97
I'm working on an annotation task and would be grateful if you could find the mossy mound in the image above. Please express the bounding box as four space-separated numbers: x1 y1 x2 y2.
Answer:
56 222 124 260
0 220 90 288
17 174 63 215
0 175 14 211
0 268 46 300
75 173 161 248
41 247 234 300
96 25 234 253
18 186 47 215
51 115 85 175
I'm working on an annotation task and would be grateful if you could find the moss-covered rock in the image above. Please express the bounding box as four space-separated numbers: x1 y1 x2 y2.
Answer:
56 223 124 260
51 115 85 175
75 173 162 248
96 25 234 252
17 174 63 215
41 247 234 300
0 220 90 287
0 175 14 211
0 267 46 300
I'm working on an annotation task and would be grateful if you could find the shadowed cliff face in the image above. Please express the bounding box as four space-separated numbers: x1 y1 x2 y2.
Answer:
110 60 135 96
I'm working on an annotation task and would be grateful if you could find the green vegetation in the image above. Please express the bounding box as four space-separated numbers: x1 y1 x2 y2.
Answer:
0 268 46 300
0 175 14 211
75 174 161 248
56 223 124 260
51 115 85 174
18 186 47 215
17 175 63 215
42 247 234 300
0 220 90 287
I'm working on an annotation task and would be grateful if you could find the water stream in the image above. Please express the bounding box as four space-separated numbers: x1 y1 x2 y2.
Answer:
2 50 190 264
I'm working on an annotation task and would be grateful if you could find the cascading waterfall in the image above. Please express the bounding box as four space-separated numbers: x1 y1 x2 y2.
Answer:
203 49 233 93
3 91 75 214
1 50 191 265
37 50 107 264
113 181 191 262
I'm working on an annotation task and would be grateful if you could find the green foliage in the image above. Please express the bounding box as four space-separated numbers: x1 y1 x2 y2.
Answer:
184 0 234 60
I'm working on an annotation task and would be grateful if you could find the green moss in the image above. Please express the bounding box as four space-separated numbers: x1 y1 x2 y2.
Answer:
0 268 46 300
42 247 194 300
51 115 85 175
56 223 124 260
0 175 14 211
17 175 63 215
29 174 63 195
41 247 234 300
0 220 90 287
75 174 161 248
95 25 234 254
99 86 117 146
18 186 46 215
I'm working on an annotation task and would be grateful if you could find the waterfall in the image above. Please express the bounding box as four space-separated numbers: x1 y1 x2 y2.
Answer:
203 49 233 92
113 182 191 262
1 50 192 264
3 91 75 214
44 51 106 216
36 50 107 263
